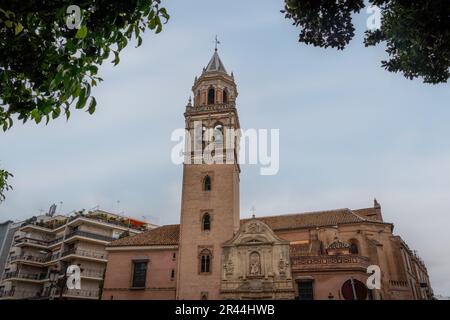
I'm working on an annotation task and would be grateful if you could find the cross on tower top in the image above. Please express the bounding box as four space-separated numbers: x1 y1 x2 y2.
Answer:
250 206 256 218
214 35 221 51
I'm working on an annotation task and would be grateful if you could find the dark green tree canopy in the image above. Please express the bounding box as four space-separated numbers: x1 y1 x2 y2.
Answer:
0 0 169 131
283 0 450 84
0 169 12 202
0 0 168 202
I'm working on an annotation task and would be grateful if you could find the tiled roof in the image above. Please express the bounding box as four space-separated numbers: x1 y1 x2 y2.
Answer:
108 224 179 247
352 207 380 221
205 50 227 73
108 209 370 248
243 209 365 231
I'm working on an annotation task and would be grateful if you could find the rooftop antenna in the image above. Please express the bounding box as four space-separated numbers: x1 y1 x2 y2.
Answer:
47 204 57 217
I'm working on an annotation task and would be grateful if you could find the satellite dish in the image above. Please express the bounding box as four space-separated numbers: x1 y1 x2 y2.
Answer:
48 204 57 217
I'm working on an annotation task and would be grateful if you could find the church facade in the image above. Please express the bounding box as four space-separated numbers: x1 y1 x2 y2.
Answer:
101 51 433 300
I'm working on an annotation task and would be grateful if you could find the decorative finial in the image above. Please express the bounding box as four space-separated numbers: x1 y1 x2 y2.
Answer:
214 35 221 51
187 96 192 106
374 198 381 208
250 206 256 218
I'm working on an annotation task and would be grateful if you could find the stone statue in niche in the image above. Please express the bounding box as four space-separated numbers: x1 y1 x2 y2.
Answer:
278 258 289 275
224 259 234 275
249 252 261 275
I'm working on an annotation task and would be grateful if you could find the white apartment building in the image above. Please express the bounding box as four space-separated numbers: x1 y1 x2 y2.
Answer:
0 210 155 300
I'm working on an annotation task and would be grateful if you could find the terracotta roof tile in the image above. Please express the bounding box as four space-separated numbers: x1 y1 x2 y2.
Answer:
242 208 364 231
108 224 179 247
108 209 368 248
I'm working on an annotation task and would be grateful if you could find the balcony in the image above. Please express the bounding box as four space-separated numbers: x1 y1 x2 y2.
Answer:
61 248 107 262
389 280 409 290
291 254 371 273
14 237 50 249
55 288 100 300
44 252 61 264
2 271 47 282
0 289 41 300
65 230 115 244
67 213 147 232
81 268 104 280
48 236 64 247
185 102 236 116
19 221 67 234
8 254 47 265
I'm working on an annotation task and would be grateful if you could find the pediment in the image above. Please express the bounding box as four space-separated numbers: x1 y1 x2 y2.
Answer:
223 218 288 247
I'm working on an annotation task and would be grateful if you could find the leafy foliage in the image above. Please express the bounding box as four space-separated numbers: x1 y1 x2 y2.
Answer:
283 0 450 84
0 1 168 202
0 168 13 202
0 0 169 131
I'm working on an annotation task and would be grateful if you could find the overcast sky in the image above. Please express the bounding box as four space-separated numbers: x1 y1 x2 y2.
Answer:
1 1 449 295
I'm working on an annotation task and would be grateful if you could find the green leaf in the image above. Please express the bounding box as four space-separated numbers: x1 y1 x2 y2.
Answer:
31 109 42 124
15 22 23 35
52 107 61 119
87 97 97 114
75 26 88 39
76 88 87 109
113 51 120 66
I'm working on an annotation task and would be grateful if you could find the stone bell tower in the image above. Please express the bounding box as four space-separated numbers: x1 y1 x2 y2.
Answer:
176 48 241 300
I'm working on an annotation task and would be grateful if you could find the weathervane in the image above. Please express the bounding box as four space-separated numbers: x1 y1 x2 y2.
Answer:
214 35 221 51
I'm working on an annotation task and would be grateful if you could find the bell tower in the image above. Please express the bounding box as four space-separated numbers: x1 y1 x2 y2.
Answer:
176 48 241 300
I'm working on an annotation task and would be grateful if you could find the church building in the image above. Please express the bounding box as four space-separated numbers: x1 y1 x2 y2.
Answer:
101 50 433 300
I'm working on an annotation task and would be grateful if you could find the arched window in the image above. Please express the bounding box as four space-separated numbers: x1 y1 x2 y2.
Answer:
207 87 215 105
203 175 211 191
200 250 211 273
223 89 228 103
214 124 224 145
196 126 207 150
202 213 211 230
349 240 359 255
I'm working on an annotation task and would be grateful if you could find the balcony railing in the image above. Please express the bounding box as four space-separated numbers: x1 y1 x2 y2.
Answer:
61 248 107 260
45 252 61 262
68 214 147 231
185 102 236 115
48 237 64 246
56 288 100 299
0 289 41 299
389 280 408 287
81 269 104 278
14 237 49 247
2 270 47 281
291 254 371 272
65 230 115 242
8 254 47 264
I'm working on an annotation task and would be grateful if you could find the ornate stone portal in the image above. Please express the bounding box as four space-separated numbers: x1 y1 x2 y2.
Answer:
220 218 295 300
